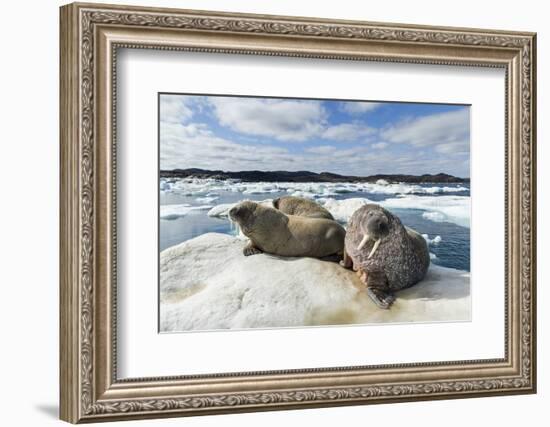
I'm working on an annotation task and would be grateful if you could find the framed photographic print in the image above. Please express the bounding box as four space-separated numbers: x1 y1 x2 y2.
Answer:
60 2 537 423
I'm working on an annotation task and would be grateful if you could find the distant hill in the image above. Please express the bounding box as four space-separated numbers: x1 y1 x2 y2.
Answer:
160 168 469 184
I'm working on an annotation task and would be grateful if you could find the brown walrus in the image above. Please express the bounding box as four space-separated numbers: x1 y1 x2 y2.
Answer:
273 196 334 220
341 204 430 309
229 201 345 258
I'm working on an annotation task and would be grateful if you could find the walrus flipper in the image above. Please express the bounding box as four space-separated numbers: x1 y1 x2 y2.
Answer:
364 270 395 310
339 248 353 268
367 288 396 309
243 241 263 256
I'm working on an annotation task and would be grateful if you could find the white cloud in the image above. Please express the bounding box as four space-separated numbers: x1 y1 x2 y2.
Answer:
160 121 295 171
371 142 388 149
380 108 470 155
159 97 470 177
435 142 469 155
160 94 194 124
160 120 468 176
340 101 381 114
304 146 337 155
208 97 327 142
321 123 375 141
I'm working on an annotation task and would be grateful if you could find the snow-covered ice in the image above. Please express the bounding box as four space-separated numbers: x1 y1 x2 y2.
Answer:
160 233 471 332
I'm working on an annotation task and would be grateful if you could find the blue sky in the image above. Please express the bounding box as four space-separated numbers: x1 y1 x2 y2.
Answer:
160 94 470 177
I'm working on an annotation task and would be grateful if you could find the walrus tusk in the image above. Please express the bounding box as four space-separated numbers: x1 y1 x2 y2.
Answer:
368 238 381 259
357 234 370 250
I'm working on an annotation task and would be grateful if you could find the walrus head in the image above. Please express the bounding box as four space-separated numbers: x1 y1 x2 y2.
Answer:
357 205 391 258
228 201 257 234
229 201 287 238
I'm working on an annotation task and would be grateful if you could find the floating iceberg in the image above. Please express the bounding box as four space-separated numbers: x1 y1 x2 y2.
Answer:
160 233 471 332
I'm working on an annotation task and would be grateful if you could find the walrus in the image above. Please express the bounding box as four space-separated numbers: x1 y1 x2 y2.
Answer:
228 201 345 258
341 204 430 309
273 196 334 220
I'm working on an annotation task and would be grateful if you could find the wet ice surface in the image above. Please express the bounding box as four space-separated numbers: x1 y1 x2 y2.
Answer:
160 178 470 271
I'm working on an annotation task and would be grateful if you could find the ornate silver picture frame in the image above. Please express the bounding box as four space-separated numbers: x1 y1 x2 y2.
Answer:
60 2 536 423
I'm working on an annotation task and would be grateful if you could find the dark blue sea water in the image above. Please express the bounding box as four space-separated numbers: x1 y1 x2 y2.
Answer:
160 182 470 272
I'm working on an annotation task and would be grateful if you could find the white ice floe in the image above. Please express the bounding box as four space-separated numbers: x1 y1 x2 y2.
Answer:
195 196 219 204
422 211 446 222
315 195 469 228
160 180 172 191
382 195 470 228
159 178 242 196
160 233 471 332
288 190 318 199
159 178 468 198
207 199 274 218
422 234 442 245
160 204 213 220
161 178 470 227
206 194 469 229
361 183 468 195
318 197 372 222
242 183 283 194
207 203 236 218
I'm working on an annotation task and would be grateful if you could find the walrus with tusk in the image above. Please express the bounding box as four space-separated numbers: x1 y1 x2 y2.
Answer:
340 204 430 309
229 200 345 258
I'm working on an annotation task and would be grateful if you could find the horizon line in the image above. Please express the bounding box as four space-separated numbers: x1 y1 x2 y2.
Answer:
160 168 470 180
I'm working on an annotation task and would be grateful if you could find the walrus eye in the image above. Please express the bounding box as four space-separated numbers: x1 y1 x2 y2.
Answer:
229 206 240 219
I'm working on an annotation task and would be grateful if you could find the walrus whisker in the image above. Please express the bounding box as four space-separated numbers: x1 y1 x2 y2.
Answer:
228 216 244 237
357 234 370 250
368 238 381 259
